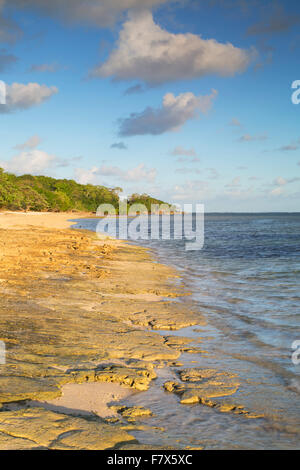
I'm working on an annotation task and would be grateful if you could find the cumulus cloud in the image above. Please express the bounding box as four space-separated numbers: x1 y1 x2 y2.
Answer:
0 82 58 113
1 137 81 174
0 149 56 175
74 166 100 185
74 163 157 185
93 10 254 85
3 0 167 28
118 89 217 137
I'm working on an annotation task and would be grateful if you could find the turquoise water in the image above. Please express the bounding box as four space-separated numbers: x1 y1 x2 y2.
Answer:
73 214 300 449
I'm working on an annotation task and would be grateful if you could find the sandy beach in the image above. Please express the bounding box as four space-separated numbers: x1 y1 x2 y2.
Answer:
0 211 203 450
0 211 265 450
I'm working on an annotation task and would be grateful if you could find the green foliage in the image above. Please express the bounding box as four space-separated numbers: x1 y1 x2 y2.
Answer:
0 169 171 213
128 193 173 213
0 168 120 212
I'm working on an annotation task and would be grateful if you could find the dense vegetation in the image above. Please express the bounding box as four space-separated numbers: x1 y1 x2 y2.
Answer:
128 193 174 213
0 168 171 213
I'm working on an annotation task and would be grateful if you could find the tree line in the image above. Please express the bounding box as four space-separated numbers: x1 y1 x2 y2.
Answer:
0 168 170 213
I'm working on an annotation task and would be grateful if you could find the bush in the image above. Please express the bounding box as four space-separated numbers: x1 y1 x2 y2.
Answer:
0 168 171 213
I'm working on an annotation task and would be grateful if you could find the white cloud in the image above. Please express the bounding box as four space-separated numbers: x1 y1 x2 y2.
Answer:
171 179 211 201
274 176 287 186
74 163 157 185
0 82 58 113
74 166 100 185
118 89 217 136
226 176 241 188
270 187 284 196
123 163 156 182
170 146 197 157
4 0 167 28
238 133 268 142
0 137 80 174
273 176 300 186
94 10 255 85
229 118 242 127
0 149 56 175
14 134 42 150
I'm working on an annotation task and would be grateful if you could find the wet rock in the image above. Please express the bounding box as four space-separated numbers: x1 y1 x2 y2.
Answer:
163 336 193 351
163 368 264 419
95 365 157 391
0 376 61 403
0 224 204 448
110 405 153 421
0 407 136 450
180 392 200 405
0 431 45 450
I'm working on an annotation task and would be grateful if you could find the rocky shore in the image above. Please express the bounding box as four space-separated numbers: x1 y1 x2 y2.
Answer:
0 212 205 449
0 212 264 450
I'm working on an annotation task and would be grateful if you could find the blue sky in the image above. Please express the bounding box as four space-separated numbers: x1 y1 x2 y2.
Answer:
0 0 300 211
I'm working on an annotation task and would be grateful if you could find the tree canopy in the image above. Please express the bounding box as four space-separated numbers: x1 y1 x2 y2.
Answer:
0 168 171 213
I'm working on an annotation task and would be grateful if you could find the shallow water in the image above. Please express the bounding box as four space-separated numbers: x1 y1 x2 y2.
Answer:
73 213 300 449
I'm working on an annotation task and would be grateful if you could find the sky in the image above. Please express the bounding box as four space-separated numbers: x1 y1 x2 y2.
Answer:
0 0 300 212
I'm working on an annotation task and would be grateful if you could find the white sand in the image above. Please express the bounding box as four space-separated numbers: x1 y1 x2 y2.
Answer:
29 382 134 418
0 211 89 230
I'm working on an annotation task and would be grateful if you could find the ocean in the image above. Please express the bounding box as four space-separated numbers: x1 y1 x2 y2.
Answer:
73 213 300 449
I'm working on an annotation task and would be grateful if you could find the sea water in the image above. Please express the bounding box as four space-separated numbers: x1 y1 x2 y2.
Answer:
73 213 300 449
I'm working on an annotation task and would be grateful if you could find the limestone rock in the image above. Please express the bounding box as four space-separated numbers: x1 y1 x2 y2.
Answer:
163 368 264 419
111 406 153 421
0 408 136 450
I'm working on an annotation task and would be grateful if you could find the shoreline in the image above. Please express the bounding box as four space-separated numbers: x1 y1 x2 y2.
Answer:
0 212 202 450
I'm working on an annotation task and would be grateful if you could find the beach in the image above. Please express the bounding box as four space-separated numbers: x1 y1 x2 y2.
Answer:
0 212 203 450
1 212 299 450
